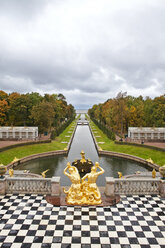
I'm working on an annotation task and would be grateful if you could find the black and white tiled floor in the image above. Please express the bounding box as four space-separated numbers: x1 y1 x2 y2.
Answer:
0 194 165 248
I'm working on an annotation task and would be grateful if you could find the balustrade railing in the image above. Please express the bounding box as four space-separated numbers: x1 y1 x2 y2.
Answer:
114 178 160 195
1 175 164 197
6 177 51 194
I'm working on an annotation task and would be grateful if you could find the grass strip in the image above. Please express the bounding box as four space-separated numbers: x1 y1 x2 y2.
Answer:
0 121 76 165
89 120 165 166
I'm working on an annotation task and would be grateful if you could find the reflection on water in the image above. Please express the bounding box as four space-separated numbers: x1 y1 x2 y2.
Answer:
16 114 150 186
68 125 99 163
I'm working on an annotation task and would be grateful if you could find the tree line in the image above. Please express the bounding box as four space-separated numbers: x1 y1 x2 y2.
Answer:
88 92 165 138
0 90 75 136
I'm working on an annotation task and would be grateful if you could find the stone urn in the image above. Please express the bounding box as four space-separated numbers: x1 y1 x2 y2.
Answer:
0 164 7 179
159 165 165 179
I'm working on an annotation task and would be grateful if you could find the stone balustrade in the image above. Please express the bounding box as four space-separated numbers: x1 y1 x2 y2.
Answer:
105 177 165 197
0 176 60 196
6 177 51 194
114 178 160 195
1 175 165 198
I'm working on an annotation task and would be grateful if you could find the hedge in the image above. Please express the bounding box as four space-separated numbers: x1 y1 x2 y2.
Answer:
51 116 75 140
90 117 115 140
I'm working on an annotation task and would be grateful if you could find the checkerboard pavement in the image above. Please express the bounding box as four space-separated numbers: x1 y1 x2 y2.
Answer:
0 194 164 248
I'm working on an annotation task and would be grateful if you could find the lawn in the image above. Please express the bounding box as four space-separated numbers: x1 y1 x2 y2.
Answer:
90 121 165 166
1 118 164 167
0 121 76 165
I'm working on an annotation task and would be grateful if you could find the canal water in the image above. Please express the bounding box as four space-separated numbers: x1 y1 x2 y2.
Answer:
16 114 150 185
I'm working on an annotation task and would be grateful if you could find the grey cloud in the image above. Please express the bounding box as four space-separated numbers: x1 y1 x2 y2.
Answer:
0 0 49 21
0 0 165 108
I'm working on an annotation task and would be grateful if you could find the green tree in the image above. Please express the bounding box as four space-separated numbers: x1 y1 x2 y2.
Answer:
31 101 55 133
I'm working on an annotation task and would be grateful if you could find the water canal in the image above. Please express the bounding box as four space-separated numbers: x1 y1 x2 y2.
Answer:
16 114 150 185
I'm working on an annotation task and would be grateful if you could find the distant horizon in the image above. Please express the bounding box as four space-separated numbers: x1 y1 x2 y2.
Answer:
1 89 164 110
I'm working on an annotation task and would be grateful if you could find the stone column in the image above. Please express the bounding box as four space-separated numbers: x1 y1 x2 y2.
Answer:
138 132 140 140
145 132 147 140
0 178 6 195
105 177 115 197
26 131 28 139
159 180 165 198
151 132 154 140
13 130 15 139
158 132 160 140
51 177 61 196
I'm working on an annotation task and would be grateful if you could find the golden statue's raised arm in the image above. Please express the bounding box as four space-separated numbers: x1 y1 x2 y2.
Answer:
95 162 104 176
64 162 72 177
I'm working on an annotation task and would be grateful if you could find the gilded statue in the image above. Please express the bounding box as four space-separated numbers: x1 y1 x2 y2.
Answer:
12 157 19 163
63 162 82 205
41 169 49 178
118 172 123 178
152 168 156 178
146 158 154 164
63 161 104 205
81 162 104 205
80 150 86 163
9 168 14 177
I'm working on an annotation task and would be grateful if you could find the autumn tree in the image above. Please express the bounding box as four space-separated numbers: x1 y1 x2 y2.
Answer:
88 93 165 139
8 92 21 126
0 90 8 101
0 90 75 135
31 101 55 133
0 99 9 125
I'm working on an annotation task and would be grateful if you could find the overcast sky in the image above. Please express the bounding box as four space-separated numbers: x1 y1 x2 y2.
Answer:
0 0 165 109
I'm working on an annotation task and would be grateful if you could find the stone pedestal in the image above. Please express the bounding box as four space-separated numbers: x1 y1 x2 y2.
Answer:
0 178 6 195
105 177 115 197
51 177 61 196
159 180 165 198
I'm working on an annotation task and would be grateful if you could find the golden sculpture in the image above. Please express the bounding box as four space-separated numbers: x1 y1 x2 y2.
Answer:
63 161 104 205
63 162 82 205
118 172 123 178
41 169 49 178
12 157 19 163
9 168 14 177
152 168 156 178
146 158 154 164
80 150 86 163
81 162 104 205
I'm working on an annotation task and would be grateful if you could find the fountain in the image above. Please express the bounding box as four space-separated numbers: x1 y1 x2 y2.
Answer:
71 150 93 177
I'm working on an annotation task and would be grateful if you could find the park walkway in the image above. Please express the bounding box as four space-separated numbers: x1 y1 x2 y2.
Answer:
0 193 164 247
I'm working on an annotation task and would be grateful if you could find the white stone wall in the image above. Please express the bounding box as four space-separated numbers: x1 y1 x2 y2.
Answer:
128 127 165 140
0 127 38 140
